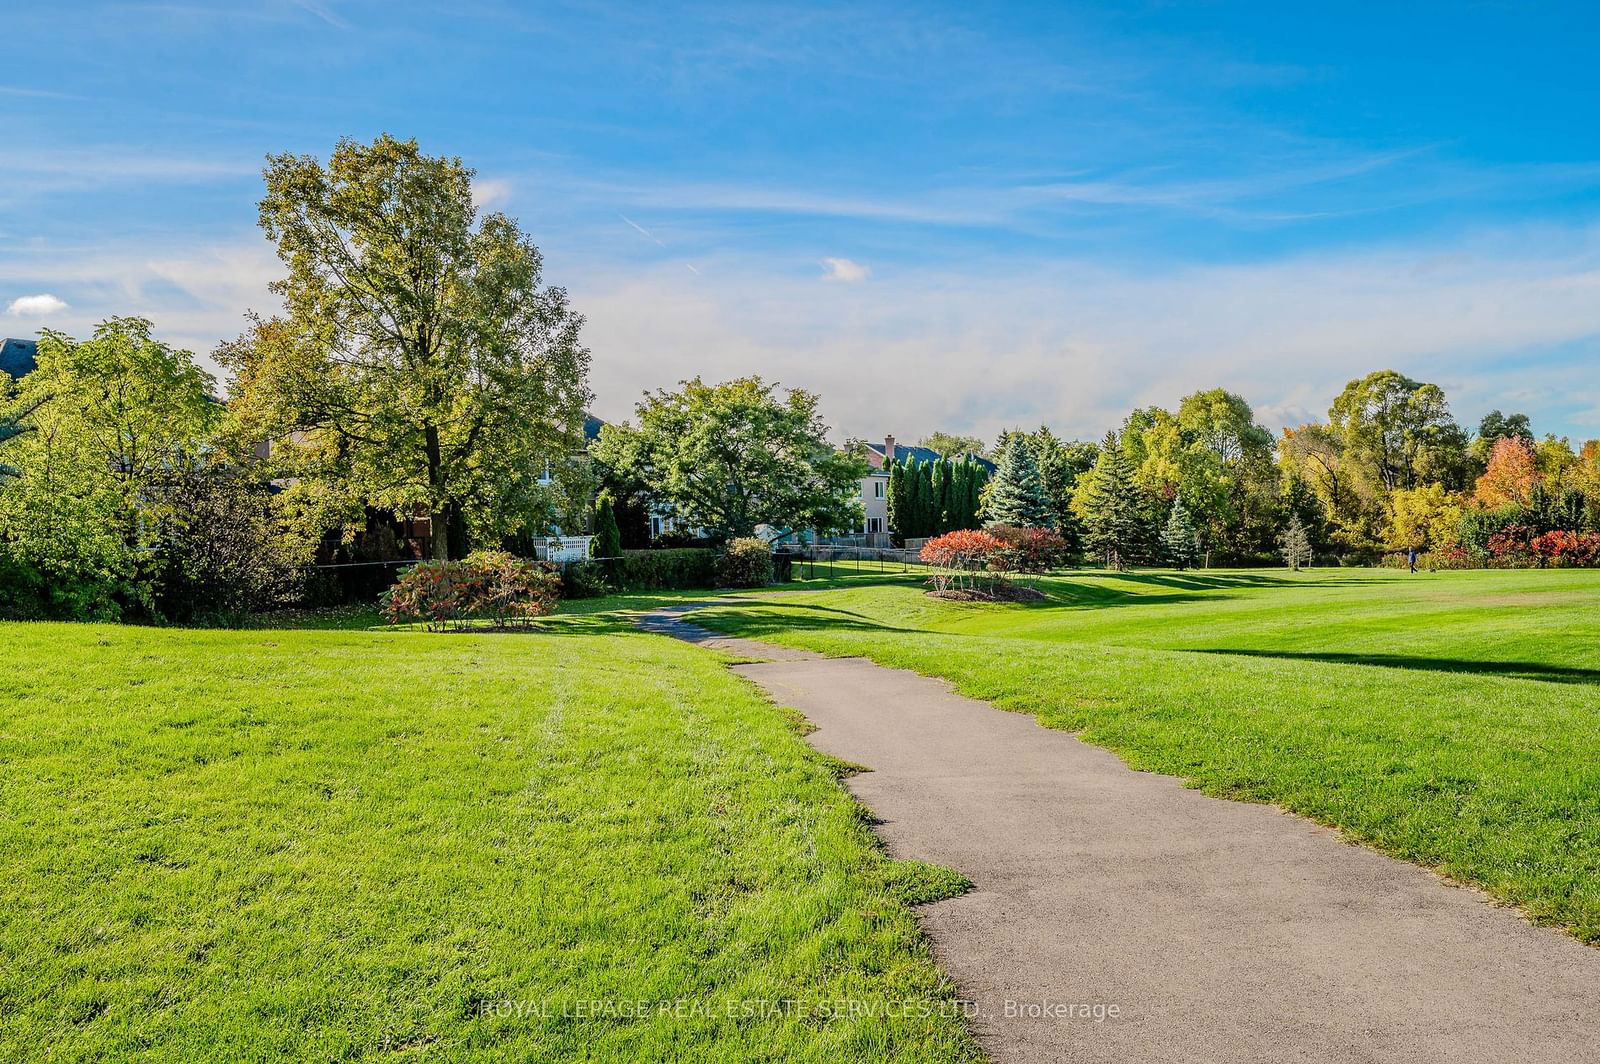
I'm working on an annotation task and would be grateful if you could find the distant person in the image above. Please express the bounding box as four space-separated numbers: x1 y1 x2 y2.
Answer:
1407 547 1419 573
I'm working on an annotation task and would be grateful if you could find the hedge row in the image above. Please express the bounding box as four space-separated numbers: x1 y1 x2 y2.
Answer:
595 548 718 591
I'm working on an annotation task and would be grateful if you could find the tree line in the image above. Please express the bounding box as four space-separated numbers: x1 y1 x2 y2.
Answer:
951 373 1600 570
0 135 595 622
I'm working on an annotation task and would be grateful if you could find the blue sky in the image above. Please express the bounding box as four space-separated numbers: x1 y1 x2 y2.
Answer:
3 1 1599 443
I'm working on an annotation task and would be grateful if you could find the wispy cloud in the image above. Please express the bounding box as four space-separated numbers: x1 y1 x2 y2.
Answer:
288 0 349 29
820 257 869 282
618 213 666 247
0 84 86 101
570 222 1600 443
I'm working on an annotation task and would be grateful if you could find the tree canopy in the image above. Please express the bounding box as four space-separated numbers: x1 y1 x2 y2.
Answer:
916 431 986 458
591 376 866 541
223 134 591 559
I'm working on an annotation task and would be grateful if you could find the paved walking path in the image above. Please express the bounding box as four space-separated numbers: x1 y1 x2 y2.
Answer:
637 604 1600 1063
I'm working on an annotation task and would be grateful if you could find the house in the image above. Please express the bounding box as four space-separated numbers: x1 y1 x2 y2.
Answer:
850 434 998 542
1 338 39 380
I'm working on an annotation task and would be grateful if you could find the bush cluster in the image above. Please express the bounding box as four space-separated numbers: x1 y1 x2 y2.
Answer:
986 525 1069 574
383 550 562 631
919 529 1009 593
715 537 774 587
606 548 717 590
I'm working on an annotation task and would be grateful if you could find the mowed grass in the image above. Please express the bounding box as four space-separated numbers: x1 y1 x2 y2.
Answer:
0 618 982 1062
693 568 1600 943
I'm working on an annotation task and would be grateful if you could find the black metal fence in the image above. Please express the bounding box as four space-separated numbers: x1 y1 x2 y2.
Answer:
774 544 928 581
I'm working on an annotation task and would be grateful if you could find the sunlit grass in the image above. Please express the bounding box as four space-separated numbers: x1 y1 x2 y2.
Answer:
0 620 981 1062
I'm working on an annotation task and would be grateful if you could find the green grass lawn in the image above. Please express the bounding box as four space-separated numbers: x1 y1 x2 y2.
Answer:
693 567 1600 943
0 617 981 1062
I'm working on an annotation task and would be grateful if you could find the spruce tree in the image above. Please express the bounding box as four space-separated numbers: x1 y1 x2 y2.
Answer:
1161 497 1199 569
1072 432 1147 569
985 434 1051 528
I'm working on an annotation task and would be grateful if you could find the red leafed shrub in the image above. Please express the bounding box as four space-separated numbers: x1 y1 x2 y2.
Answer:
987 525 1069 574
1532 530 1600 567
383 550 562 631
1485 523 1536 566
920 529 1008 593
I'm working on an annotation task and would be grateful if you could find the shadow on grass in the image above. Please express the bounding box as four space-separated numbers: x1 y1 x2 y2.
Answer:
691 602 916 638
1190 647 1600 686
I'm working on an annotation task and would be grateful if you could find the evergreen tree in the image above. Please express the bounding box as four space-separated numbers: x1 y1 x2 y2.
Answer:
934 458 954 532
967 460 988 528
917 460 938 536
1071 432 1148 569
886 459 907 539
904 460 926 537
985 434 1051 528
1161 497 1199 569
592 493 623 559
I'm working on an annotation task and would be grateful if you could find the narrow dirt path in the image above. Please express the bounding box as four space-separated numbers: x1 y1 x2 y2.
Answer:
637 604 1600 1064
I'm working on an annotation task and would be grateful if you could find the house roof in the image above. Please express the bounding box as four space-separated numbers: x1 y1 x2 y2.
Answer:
0 338 38 379
583 413 604 442
866 441 996 474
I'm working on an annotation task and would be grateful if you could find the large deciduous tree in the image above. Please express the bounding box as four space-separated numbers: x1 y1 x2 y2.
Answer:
916 431 987 459
1329 371 1468 495
0 318 221 618
225 134 591 559
591 376 866 541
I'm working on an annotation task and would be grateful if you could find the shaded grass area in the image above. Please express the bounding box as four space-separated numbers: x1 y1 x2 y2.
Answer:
0 621 981 1062
690 568 1600 943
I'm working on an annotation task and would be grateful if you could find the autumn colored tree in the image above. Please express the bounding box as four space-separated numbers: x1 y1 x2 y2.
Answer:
1475 436 1541 508
919 528 1007 593
1387 484 1465 552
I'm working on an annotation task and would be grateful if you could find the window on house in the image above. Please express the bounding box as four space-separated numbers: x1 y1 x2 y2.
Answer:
867 517 883 534
874 480 885 498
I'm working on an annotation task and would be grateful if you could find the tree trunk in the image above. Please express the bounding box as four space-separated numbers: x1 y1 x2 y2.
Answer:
425 423 449 560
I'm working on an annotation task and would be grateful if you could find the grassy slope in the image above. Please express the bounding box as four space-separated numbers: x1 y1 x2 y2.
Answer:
0 618 981 1062
694 568 1600 943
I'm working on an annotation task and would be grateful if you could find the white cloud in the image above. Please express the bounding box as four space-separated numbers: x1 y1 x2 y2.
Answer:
473 178 514 211
572 224 1600 444
820 257 870 283
5 293 68 317
0 238 280 368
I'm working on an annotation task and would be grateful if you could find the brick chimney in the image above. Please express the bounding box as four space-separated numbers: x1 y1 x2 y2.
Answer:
883 434 896 467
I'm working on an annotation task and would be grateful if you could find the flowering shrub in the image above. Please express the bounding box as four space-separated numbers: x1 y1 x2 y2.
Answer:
920 529 1008 593
986 526 1069 574
1532 530 1600 567
716 537 774 587
383 550 561 631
